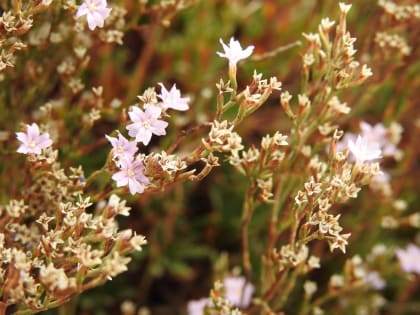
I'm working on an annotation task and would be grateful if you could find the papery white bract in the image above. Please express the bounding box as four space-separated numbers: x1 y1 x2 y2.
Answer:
217 37 254 68
106 132 138 161
112 158 149 195
75 0 112 31
158 83 190 111
348 135 382 163
223 276 254 308
126 105 168 146
396 244 420 274
187 298 209 315
16 123 53 155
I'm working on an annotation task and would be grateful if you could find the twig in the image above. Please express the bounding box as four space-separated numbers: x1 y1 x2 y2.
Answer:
250 41 302 62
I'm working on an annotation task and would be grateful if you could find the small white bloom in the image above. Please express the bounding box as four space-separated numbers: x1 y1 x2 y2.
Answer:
217 37 254 68
339 2 352 14
75 0 112 31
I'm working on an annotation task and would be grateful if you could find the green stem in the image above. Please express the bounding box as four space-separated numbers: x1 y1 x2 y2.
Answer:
241 184 256 278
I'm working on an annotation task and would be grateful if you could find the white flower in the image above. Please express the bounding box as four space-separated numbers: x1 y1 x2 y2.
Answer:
75 0 112 31
348 135 382 163
16 123 53 154
223 276 254 308
339 2 352 14
396 244 420 274
187 298 209 315
217 37 254 68
157 83 190 111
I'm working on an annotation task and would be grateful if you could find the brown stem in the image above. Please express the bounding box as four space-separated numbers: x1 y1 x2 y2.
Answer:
125 22 162 104
241 184 257 278
166 123 208 154
0 302 6 315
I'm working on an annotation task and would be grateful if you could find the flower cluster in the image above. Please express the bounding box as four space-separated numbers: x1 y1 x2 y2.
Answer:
107 83 190 195
0 149 146 313
3 1 418 314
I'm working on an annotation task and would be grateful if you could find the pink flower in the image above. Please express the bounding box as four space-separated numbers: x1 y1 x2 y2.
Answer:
75 0 112 31
365 271 385 290
223 276 254 308
16 123 53 154
217 37 254 68
360 122 397 157
187 298 209 315
106 132 138 161
126 105 168 145
348 135 382 163
157 83 190 111
396 244 420 274
112 158 149 195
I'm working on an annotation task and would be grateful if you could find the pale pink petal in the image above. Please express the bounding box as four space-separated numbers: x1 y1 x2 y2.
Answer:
152 120 168 136
112 171 129 186
128 178 144 195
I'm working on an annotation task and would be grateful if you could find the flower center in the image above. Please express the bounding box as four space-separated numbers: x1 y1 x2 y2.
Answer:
88 3 96 12
127 169 134 178
29 141 36 148
142 120 151 129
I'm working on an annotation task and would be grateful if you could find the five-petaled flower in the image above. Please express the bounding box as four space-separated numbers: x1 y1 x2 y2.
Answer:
75 0 112 31
112 158 149 195
126 105 168 145
106 132 138 161
16 123 53 155
217 37 254 70
157 83 190 111
348 135 382 163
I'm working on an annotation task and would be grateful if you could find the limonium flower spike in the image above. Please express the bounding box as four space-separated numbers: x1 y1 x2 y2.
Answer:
158 83 190 111
112 158 149 195
16 123 53 154
217 37 254 68
348 135 382 163
126 105 168 146
75 0 112 31
106 132 138 161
